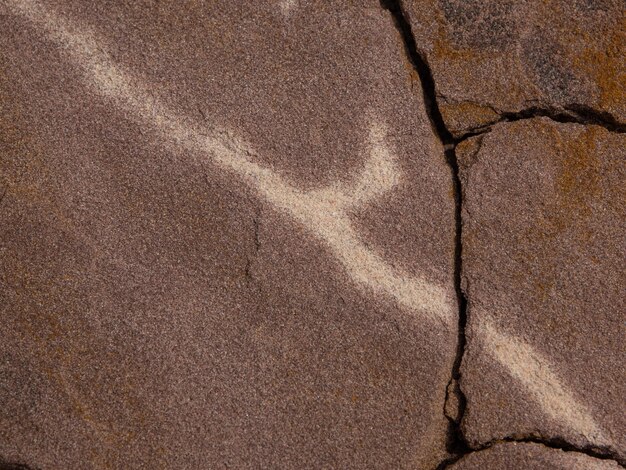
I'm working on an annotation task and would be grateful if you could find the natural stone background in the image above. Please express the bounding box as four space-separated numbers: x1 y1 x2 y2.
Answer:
0 1 624 469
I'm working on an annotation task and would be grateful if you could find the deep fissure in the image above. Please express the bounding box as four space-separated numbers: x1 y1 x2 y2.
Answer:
380 0 624 467
453 105 626 142
438 437 625 469
501 105 626 134
380 0 469 460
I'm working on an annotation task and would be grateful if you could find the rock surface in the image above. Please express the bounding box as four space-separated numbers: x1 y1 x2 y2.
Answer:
0 1 458 469
458 118 625 460
401 0 626 136
450 442 621 470
1 1 624 469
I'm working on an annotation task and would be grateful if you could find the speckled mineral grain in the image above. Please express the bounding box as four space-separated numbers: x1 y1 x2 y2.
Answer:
1 1 624 469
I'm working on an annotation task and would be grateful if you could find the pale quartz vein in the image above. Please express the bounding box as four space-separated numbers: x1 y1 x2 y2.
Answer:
3 0 611 449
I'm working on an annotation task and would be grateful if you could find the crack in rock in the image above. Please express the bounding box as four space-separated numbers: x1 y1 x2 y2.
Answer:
437 437 625 469
380 1 624 468
453 104 625 143
380 0 469 460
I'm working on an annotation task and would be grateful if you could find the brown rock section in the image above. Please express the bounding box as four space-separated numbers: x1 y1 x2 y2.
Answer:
458 118 625 459
449 442 621 470
0 1 458 469
400 0 625 136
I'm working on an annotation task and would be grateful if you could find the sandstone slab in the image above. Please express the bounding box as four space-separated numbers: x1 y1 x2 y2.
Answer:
0 1 458 468
450 443 621 470
458 118 625 461
401 0 625 136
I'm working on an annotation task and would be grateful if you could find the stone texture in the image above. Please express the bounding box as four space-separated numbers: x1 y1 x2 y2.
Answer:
458 118 625 459
401 0 626 136
0 1 458 469
450 442 621 470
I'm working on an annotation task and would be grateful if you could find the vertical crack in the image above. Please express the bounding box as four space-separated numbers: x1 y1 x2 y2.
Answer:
253 207 261 254
379 0 470 461
379 1 453 145
379 2 625 468
246 204 262 296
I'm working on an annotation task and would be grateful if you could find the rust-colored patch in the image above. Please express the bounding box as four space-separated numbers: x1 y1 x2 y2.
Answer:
539 0 625 115
456 135 484 171
440 101 499 136
514 123 605 304
432 32 479 65
429 9 529 129
428 1 482 79
0 60 153 463
555 126 601 224
572 15 626 114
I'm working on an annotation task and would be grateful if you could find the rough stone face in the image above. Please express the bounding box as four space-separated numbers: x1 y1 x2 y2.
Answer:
450 443 621 470
401 0 626 136
458 118 625 459
0 1 458 469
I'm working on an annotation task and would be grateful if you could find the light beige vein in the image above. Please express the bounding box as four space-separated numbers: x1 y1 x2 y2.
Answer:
479 317 608 445
5 0 610 448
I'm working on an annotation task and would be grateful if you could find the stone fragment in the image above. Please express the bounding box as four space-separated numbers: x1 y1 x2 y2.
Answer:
450 442 621 470
401 0 625 136
0 1 458 468
458 118 625 460
444 379 461 422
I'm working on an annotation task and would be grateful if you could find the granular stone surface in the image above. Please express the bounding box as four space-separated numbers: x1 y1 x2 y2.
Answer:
458 118 625 461
0 1 623 469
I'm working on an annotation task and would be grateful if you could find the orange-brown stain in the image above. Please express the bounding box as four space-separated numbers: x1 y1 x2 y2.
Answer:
440 101 499 136
513 123 607 307
572 16 626 114
0 61 157 466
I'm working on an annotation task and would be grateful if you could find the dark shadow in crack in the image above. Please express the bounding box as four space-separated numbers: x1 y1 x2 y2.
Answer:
380 0 470 459
380 0 626 468
436 435 626 469
454 104 625 144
